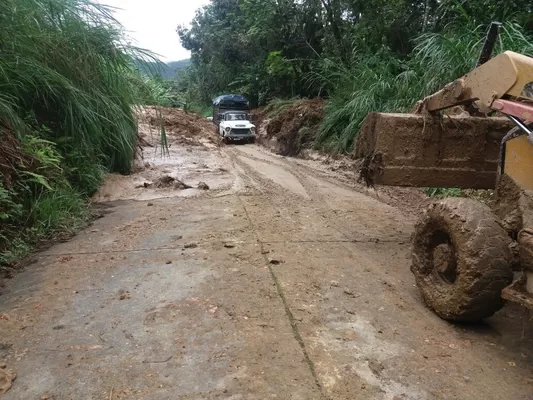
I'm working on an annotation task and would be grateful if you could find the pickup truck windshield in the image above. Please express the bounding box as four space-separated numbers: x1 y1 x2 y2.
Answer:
226 114 247 121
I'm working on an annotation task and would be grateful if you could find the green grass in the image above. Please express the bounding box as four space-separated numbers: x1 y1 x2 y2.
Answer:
423 188 462 198
189 103 212 117
0 0 151 174
30 187 89 237
264 98 302 117
0 0 153 269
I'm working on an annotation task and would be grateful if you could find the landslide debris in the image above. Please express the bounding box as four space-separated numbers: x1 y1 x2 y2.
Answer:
258 99 324 156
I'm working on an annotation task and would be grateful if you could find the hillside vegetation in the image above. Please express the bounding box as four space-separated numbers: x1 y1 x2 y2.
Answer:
0 0 153 270
136 59 191 80
178 0 533 152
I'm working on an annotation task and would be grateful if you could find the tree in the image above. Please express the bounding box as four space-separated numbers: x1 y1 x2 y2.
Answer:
177 0 533 106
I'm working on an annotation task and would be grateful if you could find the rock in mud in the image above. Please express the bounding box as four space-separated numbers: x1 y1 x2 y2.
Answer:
197 181 210 190
154 175 176 188
0 364 16 395
119 290 131 300
175 180 192 190
152 175 192 190
368 359 385 376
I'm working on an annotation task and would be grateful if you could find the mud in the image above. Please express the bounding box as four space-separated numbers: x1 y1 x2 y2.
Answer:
92 107 228 202
494 173 533 274
355 113 513 189
259 99 324 156
0 108 531 399
494 173 527 233
0 365 16 395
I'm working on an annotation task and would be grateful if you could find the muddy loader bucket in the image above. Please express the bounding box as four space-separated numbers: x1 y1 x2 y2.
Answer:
355 113 513 189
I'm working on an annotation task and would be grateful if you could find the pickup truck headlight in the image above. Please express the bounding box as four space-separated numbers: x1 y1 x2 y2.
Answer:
250 127 256 134
225 127 231 133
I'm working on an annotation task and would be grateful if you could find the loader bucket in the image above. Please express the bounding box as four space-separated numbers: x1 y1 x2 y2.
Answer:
355 113 513 189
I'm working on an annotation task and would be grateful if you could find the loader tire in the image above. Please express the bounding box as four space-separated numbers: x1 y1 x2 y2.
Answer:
411 198 513 321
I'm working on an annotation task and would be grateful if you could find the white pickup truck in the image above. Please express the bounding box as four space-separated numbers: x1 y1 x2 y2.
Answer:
218 112 256 144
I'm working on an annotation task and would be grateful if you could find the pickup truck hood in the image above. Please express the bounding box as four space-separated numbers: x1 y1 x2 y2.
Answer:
223 121 255 129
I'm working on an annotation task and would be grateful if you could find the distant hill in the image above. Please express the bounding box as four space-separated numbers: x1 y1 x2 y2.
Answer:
134 58 191 80
167 60 190 72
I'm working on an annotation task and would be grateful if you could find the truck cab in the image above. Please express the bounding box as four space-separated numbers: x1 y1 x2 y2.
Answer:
212 94 256 143
217 111 256 143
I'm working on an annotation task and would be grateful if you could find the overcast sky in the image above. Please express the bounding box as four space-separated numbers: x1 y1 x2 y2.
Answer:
99 0 210 61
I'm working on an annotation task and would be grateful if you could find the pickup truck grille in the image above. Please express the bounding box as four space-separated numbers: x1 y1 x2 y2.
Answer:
231 128 250 135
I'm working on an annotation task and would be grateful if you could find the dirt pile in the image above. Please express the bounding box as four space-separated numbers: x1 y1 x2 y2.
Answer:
136 107 218 152
138 107 213 138
92 106 230 203
258 99 324 156
145 175 192 190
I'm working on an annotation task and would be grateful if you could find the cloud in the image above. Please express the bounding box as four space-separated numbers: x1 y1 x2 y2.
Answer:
97 0 209 61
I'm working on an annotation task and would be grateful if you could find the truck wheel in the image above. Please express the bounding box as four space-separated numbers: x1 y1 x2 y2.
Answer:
411 198 513 321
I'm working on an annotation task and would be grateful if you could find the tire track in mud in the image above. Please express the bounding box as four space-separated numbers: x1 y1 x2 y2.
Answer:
225 147 423 398
223 145 415 398
232 145 428 217
226 146 363 199
222 147 328 398
224 146 408 244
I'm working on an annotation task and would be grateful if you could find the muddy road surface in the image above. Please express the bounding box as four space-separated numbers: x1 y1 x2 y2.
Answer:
0 108 532 399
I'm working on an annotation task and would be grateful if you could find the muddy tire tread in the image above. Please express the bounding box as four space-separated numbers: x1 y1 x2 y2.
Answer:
411 198 513 321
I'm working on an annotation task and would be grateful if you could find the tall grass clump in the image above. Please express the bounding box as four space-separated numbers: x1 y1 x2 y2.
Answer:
0 0 150 268
0 0 147 174
315 22 533 153
264 98 303 117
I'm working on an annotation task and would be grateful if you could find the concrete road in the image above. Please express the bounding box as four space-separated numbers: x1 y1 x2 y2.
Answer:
0 135 531 399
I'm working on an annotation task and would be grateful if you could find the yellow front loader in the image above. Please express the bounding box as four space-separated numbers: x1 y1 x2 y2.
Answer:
356 23 533 321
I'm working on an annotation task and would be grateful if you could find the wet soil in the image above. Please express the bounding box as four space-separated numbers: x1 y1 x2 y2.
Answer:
0 108 531 399
257 99 324 157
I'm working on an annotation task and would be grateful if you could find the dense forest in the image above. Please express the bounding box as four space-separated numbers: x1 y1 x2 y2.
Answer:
178 0 533 151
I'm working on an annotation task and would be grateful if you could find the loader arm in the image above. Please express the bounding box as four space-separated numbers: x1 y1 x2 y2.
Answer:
420 51 533 118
